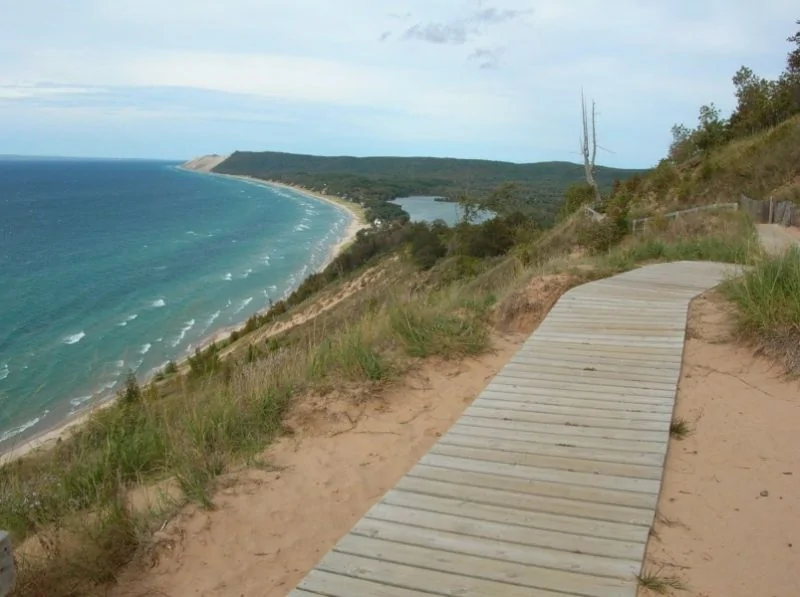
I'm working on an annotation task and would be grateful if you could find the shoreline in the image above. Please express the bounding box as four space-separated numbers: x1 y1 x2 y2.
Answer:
0 172 369 464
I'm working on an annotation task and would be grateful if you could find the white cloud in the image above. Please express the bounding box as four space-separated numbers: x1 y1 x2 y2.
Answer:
0 85 107 100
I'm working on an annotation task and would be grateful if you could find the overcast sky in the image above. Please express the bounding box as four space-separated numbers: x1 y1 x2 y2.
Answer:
0 1 796 167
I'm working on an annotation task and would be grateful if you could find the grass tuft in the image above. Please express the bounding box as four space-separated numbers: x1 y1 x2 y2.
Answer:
389 302 489 358
721 248 800 373
637 570 687 594
669 418 691 440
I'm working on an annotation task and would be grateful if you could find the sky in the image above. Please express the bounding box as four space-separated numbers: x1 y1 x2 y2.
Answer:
0 1 797 167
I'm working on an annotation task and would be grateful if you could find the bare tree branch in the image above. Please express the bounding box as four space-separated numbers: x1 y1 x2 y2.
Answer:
580 90 602 204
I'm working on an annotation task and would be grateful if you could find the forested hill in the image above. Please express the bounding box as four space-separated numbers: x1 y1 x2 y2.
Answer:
212 150 645 218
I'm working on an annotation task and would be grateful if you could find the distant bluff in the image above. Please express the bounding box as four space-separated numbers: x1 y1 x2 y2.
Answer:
181 154 229 172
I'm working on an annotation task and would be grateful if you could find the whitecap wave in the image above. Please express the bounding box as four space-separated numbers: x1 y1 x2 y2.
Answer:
63 332 86 345
151 299 166 308
172 319 196 347
187 230 198 236
139 343 152 355
268 284 278 292
115 359 125 369
69 394 93 408
263 255 271 265
223 272 233 281
118 313 138 326
242 268 253 279
293 223 310 232
0 413 47 443
205 310 221 330
0 362 8 381
234 297 253 315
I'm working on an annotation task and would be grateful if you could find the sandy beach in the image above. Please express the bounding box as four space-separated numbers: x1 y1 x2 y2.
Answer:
0 173 369 465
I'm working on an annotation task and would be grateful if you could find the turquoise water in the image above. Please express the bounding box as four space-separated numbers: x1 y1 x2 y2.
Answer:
392 196 493 225
0 159 352 448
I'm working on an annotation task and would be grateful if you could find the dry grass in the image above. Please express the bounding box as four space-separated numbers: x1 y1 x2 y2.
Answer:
638 569 688 594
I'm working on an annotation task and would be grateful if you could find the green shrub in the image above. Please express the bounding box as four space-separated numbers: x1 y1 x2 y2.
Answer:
576 217 628 254
407 222 447 269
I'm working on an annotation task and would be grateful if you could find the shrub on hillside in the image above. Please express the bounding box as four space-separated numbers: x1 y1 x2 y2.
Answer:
407 222 447 269
576 216 628 254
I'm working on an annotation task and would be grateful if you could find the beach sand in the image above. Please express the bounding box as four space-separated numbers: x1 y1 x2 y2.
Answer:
0 175 369 465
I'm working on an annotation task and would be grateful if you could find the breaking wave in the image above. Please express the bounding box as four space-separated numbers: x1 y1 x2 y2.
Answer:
63 332 86 345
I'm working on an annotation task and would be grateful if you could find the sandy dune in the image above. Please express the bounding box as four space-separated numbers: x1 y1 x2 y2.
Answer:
640 293 800 597
181 154 228 172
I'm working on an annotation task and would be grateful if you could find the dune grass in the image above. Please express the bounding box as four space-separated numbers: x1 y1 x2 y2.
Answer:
721 247 800 373
596 211 760 274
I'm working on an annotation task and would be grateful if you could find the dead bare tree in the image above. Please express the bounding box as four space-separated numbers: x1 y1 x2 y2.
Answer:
580 91 602 204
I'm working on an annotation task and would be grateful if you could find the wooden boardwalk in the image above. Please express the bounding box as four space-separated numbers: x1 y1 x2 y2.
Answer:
290 261 736 597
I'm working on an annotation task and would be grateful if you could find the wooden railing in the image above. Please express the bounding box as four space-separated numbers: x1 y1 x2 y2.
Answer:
740 194 799 226
583 204 606 222
631 202 739 234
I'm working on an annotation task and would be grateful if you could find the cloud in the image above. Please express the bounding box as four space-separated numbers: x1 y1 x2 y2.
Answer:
469 48 502 70
400 3 528 45
473 7 527 24
0 84 107 100
402 22 472 45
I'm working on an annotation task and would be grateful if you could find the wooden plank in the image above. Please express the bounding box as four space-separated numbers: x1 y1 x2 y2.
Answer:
439 431 666 466
477 390 675 413
464 405 670 432
448 423 668 456
429 443 662 480
493 368 678 391
481 386 676 407
296 569 440 596
350 518 641 581
315 551 577 597
419 454 662 494
506 357 681 380
336 533 635 597
514 346 683 366
529 335 683 348
408 464 659 509
364 503 644 560
469 397 673 421
519 343 681 360
380 489 649 542
458 413 669 442
489 377 675 399
394 475 655 526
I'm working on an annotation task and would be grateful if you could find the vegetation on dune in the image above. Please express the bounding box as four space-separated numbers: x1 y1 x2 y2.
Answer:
722 248 800 373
